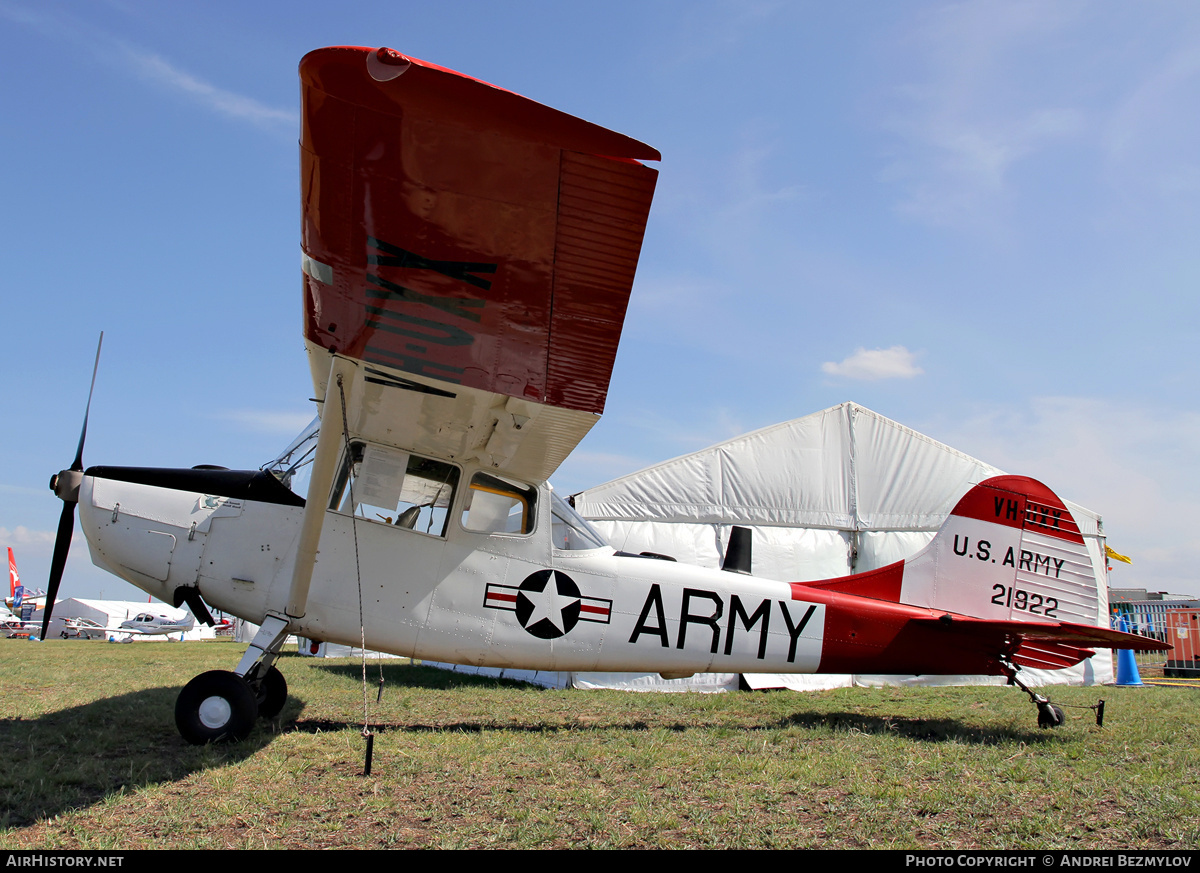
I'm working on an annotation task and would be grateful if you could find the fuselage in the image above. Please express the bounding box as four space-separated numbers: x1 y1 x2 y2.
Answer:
75 452 1006 678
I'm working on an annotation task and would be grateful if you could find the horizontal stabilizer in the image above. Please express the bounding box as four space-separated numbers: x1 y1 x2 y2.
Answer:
909 614 1170 653
1009 640 1096 671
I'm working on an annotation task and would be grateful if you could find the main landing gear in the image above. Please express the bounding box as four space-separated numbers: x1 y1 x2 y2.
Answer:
174 666 290 745
175 615 292 745
175 671 258 744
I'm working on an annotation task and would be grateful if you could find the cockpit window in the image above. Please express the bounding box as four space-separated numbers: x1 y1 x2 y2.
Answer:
329 441 460 537
262 415 321 496
461 472 536 535
550 490 610 551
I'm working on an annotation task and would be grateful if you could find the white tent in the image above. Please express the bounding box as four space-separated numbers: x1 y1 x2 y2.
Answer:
571 402 1114 690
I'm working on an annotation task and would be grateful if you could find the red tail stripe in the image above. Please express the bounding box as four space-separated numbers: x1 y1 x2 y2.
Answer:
949 476 1084 545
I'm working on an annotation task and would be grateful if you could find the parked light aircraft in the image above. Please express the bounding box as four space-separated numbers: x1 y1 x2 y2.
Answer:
43 46 1166 744
2 607 40 639
61 610 195 641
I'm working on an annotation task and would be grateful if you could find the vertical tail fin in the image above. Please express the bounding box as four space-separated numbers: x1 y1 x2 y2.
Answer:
898 475 1099 626
8 547 21 609
799 476 1101 628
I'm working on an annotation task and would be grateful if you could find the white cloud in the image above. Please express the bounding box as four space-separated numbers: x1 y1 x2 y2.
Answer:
0 2 295 133
660 0 787 68
554 451 657 495
1102 35 1200 202
821 346 923 380
725 137 808 218
880 1 1087 229
120 47 297 130
0 526 55 546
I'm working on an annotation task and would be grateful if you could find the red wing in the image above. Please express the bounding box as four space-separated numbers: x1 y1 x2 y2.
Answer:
299 46 658 417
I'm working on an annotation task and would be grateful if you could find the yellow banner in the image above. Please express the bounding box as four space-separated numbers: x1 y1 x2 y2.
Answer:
1105 545 1132 565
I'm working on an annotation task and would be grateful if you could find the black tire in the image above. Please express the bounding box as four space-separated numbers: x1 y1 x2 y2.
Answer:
254 666 288 719
1037 702 1066 729
175 670 258 744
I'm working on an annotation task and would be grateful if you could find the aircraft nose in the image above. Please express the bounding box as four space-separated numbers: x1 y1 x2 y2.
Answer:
50 469 83 502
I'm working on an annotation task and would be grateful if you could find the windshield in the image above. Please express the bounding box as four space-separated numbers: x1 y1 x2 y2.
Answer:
550 489 611 551
262 415 321 495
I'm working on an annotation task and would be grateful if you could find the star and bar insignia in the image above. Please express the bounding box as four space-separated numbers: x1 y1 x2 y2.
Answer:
484 569 612 639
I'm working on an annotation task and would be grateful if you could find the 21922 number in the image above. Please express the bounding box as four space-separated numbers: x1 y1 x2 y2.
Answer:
991 585 1058 617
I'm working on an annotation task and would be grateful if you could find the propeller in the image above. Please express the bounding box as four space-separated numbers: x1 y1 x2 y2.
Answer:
43 332 103 639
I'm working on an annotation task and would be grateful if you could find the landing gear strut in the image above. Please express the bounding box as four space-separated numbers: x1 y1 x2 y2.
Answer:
1002 660 1066 729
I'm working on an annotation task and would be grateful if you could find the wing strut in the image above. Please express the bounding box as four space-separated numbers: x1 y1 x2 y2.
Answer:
286 355 357 618
235 354 357 679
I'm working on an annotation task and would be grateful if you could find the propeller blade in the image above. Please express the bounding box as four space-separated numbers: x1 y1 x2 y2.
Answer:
71 332 103 472
43 331 104 638
41 501 75 639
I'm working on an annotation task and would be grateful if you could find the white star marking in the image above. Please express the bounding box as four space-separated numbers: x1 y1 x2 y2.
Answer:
522 572 581 634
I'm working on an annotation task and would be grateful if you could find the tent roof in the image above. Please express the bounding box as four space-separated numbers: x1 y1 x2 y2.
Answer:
575 402 1100 535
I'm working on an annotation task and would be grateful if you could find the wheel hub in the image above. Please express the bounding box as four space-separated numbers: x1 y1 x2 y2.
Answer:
198 695 232 729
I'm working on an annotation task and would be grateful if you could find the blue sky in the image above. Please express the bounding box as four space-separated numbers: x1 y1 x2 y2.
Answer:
2 0 1197 602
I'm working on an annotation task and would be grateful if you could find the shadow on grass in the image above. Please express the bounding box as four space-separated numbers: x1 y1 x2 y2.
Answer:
294 662 1059 745
285 711 1055 745
0 686 305 829
311 661 539 690
773 710 1059 745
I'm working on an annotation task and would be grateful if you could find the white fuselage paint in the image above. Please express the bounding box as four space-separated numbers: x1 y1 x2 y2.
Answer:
898 511 1098 627
77 471 827 675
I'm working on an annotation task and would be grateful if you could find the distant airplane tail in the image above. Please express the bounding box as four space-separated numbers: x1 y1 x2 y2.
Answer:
796 476 1167 665
8 547 22 609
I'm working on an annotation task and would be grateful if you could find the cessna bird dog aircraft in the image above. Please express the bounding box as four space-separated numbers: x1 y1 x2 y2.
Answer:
44 46 1165 744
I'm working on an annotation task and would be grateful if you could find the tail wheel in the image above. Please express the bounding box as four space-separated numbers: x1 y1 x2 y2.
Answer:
1037 702 1066 729
255 666 288 719
175 670 257 744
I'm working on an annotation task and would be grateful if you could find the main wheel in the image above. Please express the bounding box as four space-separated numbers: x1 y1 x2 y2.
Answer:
254 666 288 719
175 670 258 744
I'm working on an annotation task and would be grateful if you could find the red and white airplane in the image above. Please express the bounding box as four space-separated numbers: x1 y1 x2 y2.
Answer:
7 548 47 618
4 548 49 637
43 46 1165 744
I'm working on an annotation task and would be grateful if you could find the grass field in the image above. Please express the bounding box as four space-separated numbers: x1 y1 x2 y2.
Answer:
1 638 1196 849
